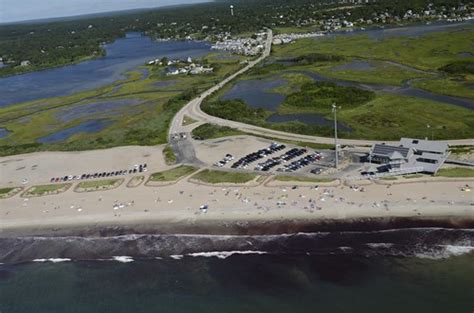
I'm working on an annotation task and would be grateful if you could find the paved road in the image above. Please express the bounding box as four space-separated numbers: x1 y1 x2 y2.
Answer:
169 29 474 147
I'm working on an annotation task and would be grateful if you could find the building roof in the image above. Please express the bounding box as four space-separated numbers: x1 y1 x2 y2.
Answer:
371 143 411 158
399 138 448 154
388 151 405 160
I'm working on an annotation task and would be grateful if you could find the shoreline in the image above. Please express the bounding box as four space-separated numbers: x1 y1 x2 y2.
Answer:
2 215 474 238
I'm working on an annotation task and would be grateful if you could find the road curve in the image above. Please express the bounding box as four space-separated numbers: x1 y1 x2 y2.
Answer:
169 30 474 147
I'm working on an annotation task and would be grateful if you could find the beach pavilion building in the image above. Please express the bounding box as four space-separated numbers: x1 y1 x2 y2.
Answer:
367 138 449 175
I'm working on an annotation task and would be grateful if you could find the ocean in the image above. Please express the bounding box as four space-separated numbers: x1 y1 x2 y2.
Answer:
0 228 473 312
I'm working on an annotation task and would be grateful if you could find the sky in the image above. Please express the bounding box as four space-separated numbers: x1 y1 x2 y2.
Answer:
0 0 209 24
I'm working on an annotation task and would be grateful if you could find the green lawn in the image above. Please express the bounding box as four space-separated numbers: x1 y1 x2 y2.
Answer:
0 187 15 195
77 179 122 189
149 165 199 182
436 167 474 178
163 145 177 165
274 175 334 183
191 169 258 184
26 183 69 196
182 115 198 126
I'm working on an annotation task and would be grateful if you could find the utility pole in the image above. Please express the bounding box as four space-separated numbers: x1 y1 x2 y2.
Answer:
332 103 339 169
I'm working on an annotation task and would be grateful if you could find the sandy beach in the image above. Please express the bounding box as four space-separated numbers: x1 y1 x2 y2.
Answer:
1 144 473 236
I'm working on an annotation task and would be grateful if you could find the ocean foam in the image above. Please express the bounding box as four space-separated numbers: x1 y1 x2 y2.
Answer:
112 256 134 263
170 255 184 260
366 243 394 249
33 258 71 263
187 250 268 259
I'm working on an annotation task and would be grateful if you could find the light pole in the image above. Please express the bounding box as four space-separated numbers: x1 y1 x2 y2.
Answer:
332 103 339 169
426 124 433 140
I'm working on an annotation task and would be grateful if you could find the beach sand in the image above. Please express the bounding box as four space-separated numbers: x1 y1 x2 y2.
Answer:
1 145 473 236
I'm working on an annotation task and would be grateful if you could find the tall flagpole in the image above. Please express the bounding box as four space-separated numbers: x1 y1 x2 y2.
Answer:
332 103 338 169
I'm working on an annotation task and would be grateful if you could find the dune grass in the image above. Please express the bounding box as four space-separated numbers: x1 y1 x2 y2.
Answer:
192 169 258 184
149 165 199 182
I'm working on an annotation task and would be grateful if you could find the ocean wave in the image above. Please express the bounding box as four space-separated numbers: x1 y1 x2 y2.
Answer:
187 250 268 259
170 255 184 260
111 256 134 263
366 243 394 248
415 245 474 260
32 258 71 263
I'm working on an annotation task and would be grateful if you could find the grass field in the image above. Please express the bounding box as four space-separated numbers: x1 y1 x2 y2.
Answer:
149 165 198 182
191 169 258 184
436 167 474 177
182 115 198 126
77 179 122 190
25 183 69 196
274 175 334 183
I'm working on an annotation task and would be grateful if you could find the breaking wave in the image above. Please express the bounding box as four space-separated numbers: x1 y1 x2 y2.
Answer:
0 228 472 265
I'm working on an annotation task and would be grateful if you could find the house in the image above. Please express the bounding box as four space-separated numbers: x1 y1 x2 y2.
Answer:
368 138 449 175
20 60 31 67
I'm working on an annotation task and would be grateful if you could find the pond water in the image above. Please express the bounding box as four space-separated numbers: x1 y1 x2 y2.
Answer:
37 120 112 143
0 127 11 138
220 79 286 110
267 113 352 131
56 99 143 122
331 60 374 72
0 33 211 107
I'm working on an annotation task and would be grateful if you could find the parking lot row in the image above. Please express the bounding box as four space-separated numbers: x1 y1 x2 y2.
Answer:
50 164 148 183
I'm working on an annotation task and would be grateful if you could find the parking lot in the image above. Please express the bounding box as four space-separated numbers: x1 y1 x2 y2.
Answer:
194 135 333 176
0 146 167 186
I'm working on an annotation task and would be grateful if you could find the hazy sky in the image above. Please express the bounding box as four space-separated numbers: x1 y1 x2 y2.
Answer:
0 0 209 24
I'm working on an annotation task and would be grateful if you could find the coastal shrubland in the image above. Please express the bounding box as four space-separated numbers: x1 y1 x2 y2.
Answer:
192 124 246 140
279 81 376 114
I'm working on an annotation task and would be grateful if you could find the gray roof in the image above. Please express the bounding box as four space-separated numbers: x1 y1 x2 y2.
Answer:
388 151 405 160
399 138 448 154
372 144 410 158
